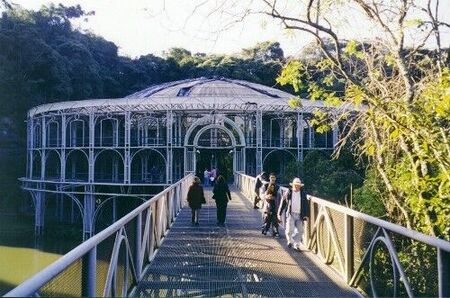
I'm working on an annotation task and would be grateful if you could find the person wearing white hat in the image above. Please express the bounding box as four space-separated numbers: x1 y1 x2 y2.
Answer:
278 177 310 250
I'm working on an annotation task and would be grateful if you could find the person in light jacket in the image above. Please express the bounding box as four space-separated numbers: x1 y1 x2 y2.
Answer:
278 177 310 250
253 171 268 209
187 177 206 226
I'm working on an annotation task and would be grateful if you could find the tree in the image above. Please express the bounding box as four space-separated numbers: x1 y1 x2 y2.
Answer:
260 0 450 239
241 41 284 62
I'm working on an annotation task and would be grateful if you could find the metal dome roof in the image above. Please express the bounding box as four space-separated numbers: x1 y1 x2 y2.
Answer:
27 77 336 117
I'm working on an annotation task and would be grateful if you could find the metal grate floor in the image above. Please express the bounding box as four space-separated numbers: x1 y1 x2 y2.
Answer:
134 187 360 297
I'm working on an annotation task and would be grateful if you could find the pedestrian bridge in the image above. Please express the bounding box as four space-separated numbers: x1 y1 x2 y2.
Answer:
5 174 450 297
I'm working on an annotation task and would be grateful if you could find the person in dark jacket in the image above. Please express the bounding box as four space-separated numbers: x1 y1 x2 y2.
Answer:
187 176 206 226
277 177 310 250
261 173 281 237
212 175 232 226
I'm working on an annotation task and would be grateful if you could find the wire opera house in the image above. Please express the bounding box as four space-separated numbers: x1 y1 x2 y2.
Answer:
22 77 339 237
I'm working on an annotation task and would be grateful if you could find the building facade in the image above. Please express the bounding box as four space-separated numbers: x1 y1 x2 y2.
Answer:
23 77 341 237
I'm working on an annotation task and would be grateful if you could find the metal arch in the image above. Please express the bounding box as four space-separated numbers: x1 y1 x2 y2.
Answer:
65 116 86 129
61 192 85 226
65 148 89 162
262 148 297 164
130 148 167 165
192 124 237 148
31 150 43 160
94 148 125 164
45 118 60 129
103 227 138 297
92 196 147 234
183 114 246 147
365 228 414 297
45 150 62 178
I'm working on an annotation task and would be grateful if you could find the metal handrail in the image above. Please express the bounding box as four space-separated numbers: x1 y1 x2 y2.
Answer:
5 174 194 297
234 172 450 297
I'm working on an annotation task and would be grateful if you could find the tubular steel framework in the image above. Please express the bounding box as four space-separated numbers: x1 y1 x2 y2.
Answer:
234 173 450 298
6 174 194 297
23 77 344 237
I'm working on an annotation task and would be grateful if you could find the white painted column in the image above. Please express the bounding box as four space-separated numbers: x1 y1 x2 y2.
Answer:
61 114 66 182
83 185 95 240
124 111 131 184
41 117 46 180
332 124 339 148
166 110 173 184
28 118 33 178
88 113 95 183
297 112 304 161
256 110 263 174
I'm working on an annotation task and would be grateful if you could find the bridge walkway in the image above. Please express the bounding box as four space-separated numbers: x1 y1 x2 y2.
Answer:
134 187 360 297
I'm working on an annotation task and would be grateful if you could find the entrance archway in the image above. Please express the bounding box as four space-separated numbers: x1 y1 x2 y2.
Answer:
184 121 245 181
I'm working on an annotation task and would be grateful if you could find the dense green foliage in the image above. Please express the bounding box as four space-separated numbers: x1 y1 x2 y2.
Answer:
285 150 365 203
274 1 450 240
0 4 286 138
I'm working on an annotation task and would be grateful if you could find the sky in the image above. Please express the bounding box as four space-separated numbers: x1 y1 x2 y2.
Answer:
6 0 450 59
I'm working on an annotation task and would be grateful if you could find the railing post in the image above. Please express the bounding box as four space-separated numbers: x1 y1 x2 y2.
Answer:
438 248 450 297
135 212 142 279
344 214 354 284
82 247 97 297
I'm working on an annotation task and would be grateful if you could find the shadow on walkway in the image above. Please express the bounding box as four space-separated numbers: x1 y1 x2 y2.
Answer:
134 187 361 297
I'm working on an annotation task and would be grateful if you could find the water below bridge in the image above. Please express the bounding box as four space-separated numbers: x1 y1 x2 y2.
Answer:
0 214 79 295
134 188 360 297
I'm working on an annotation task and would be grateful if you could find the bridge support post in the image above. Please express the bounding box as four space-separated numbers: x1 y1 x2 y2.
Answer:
344 214 354 284
34 191 45 236
438 248 450 297
82 247 97 297
83 186 95 240
134 213 142 279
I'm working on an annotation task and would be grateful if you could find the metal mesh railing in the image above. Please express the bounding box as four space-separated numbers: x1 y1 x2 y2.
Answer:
40 260 83 297
234 172 450 297
5 174 194 297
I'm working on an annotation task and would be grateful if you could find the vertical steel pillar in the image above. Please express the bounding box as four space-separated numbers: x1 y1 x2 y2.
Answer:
134 213 142 278
344 215 354 283
297 112 304 162
124 111 131 184
82 246 97 297
33 191 45 236
166 110 173 184
28 118 33 178
41 117 46 180
332 124 338 148
83 185 95 240
88 113 95 183
112 197 117 223
256 110 263 174
177 114 182 146
438 248 450 297
61 114 66 182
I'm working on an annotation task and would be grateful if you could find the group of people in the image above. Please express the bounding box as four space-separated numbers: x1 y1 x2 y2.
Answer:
186 175 231 226
254 171 310 251
187 170 310 251
203 168 217 187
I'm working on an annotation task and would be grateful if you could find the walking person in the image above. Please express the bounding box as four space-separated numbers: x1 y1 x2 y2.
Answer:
278 178 310 250
212 175 232 226
203 168 210 187
253 171 268 209
187 177 206 226
210 167 217 186
261 173 281 237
